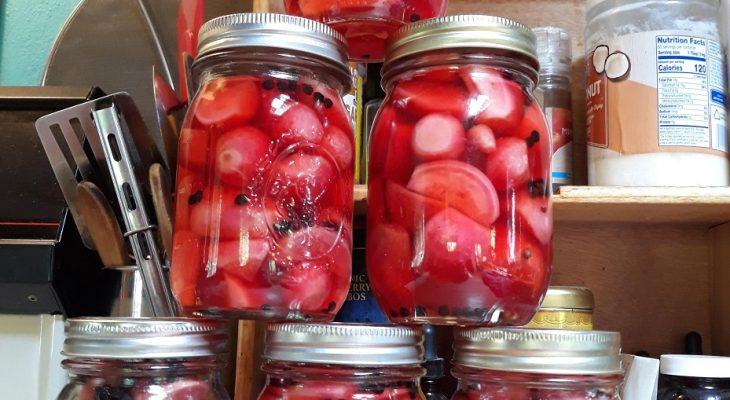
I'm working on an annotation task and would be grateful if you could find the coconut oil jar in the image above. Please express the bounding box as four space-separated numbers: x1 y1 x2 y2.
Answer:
585 0 729 186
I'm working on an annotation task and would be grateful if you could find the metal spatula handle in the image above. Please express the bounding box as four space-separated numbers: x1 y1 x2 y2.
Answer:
93 105 177 317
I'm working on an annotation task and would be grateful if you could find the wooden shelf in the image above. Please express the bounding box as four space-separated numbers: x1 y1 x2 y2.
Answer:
355 184 730 226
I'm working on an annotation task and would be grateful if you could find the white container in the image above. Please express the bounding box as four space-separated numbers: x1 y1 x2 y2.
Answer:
585 0 729 186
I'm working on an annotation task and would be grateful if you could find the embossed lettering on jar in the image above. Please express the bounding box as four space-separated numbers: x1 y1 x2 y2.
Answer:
367 15 553 326
171 13 355 321
451 328 624 399
258 323 427 399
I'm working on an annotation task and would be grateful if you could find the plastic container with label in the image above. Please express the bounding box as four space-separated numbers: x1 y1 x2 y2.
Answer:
171 13 354 321
258 323 426 399
451 328 624 399
282 0 449 62
367 15 553 326
585 0 729 186
658 355 730 400
56 318 230 400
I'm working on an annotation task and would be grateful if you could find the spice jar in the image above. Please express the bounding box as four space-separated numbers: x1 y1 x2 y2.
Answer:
171 14 355 321
452 328 623 399
525 286 594 330
367 15 553 326
282 0 449 62
258 323 426 399
658 355 730 400
56 318 230 400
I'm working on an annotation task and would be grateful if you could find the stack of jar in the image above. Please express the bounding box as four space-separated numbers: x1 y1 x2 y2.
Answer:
57 5 626 400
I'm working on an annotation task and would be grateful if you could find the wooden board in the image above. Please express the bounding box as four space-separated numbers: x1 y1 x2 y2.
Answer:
711 222 730 355
553 222 713 356
356 184 730 226
556 186 730 226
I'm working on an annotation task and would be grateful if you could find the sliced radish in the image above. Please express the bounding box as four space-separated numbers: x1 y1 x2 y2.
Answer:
515 191 553 245
461 67 525 135
170 231 201 307
178 128 209 171
189 189 269 240
407 160 499 227
392 79 468 119
272 102 325 145
193 76 260 131
467 124 496 154
385 180 443 232
367 223 415 305
422 208 491 283
322 125 354 172
485 137 529 192
215 126 271 188
383 120 415 184
213 238 270 283
412 113 465 161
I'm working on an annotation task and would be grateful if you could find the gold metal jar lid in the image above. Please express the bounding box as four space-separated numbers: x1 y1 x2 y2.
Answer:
540 286 595 310
383 15 539 72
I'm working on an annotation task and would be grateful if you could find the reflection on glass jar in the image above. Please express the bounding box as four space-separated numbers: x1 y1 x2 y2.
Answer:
56 318 230 400
283 0 449 62
258 323 426 399
170 14 355 321
451 328 623 399
367 15 553 326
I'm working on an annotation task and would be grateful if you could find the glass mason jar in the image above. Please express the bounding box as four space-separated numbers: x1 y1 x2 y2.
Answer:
282 0 448 62
171 14 355 321
258 323 426 399
451 328 624 399
658 355 730 400
367 15 553 326
56 318 230 400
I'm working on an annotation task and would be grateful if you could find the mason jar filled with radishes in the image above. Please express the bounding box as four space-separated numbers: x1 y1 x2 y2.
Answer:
367 15 553 326
258 323 426 400
171 14 355 321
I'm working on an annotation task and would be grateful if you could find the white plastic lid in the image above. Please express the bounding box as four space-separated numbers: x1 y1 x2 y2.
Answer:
660 355 730 378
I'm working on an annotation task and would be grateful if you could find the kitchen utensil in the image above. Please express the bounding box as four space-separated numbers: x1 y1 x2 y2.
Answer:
91 95 178 317
75 181 129 267
76 181 152 317
153 67 181 172
149 163 174 258
36 92 177 317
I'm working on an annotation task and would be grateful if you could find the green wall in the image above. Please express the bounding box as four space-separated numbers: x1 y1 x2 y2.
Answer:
0 0 82 85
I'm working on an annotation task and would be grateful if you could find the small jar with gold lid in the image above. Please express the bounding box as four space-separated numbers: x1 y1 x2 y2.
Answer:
526 286 594 330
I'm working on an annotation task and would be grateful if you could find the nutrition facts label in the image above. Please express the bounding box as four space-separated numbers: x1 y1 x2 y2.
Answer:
656 35 727 150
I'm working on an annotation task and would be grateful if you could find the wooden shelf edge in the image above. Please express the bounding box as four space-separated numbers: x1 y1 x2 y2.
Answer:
355 185 730 226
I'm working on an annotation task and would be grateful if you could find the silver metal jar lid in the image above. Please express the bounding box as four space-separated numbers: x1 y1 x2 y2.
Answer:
264 323 424 366
454 328 622 375
197 13 349 72
384 15 539 72
63 318 229 359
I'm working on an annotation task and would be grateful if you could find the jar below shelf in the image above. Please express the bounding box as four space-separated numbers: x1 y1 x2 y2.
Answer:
451 328 623 399
56 318 230 400
258 323 426 399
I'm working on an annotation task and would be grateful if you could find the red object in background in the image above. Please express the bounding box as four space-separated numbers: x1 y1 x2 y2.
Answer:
367 63 552 327
282 0 448 61
178 0 205 102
